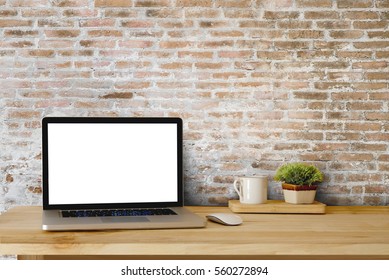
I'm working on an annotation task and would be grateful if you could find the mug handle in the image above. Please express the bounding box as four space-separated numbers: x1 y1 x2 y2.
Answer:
233 179 242 199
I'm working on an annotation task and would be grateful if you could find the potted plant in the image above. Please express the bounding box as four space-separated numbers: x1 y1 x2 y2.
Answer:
274 162 324 204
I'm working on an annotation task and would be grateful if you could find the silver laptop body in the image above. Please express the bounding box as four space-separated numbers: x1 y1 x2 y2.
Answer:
41 117 206 231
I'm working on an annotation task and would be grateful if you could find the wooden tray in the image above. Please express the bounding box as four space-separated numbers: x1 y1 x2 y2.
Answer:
228 200 326 214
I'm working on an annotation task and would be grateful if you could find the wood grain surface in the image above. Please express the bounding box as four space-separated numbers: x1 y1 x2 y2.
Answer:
1 206 389 259
228 200 326 214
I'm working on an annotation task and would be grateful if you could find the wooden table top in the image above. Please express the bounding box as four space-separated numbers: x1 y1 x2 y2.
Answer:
1 205 389 259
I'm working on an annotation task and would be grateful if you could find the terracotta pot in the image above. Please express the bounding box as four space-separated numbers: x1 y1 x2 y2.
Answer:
282 183 317 204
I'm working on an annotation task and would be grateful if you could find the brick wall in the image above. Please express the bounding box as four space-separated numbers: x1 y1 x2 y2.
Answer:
1 0 389 211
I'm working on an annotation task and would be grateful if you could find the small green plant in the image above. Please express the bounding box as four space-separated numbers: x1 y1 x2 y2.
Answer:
274 162 323 186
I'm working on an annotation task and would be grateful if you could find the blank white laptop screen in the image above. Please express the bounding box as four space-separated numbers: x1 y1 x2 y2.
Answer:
47 123 178 205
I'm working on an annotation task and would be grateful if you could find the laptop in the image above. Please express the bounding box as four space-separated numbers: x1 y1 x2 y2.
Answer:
41 117 206 231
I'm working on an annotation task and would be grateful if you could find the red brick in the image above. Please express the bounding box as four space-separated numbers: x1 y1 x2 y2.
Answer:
38 19 74 27
352 143 387 151
293 92 328 100
2 80 32 88
368 31 389 39
159 41 192 49
104 9 137 17
274 143 310 151
353 21 387 29
176 0 211 7
8 110 41 119
119 40 154 48
95 0 132 7
377 0 389 8
185 8 221 18
369 92 389 100
330 30 364 39
288 111 323 119
195 62 225 69
304 11 340 19
239 21 275 28
178 51 213 59
256 0 292 8
27 50 55 57
121 20 154 28
365 112 389 121
337 51 372 59
146 9 182 18
79 19 115 27
343 11 379 20
52 0 89 7
354 41 389 49
331 92 368 100
211 31 244 37
21 8 56 18
135 0 170 7
88 30 123 37
346 102 383 111
275 81 309 90
224 10 257 18
39 40 75 48
100 92 133 99
22 92 53 98
35 100 71 108
0 19 33 27
286 132 324 141
346 122 382 131
80 40 115 48
348 174 382 182
337 0 373 8
274 41 310 50
199 21 230 28
296 0 332 7
365 132 389 141
160 62 192 70
0 10 18 16
289 30 324 39
313 143 349 151
378 154 389 161
4 30 39 37
379 164 389 172
316 21 351 29
74 101 111 108
327 111 363 120
45 30 80 37
353 61 387 69
257 51 293 60
9 0 48 6
63 9 98 17
215 0 252 8
299 153 334 161
114 81 151 89
328 72 364 81
336 153 374 161
213 72 245 79
326 133 362 141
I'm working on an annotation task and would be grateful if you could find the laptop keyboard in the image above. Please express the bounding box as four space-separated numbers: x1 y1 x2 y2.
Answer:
61 208 177 218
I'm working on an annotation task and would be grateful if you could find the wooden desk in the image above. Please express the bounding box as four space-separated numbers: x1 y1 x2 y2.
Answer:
1 206 389 260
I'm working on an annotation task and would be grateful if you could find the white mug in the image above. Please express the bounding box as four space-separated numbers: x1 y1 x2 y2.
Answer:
233 176 268 204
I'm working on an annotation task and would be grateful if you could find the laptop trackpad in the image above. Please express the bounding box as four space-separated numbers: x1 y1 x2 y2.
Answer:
100 217 149 223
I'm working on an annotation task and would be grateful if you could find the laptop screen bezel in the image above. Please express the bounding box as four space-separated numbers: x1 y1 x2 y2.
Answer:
42 117 184 210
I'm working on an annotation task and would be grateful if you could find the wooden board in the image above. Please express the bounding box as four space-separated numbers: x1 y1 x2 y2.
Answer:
3 206 389 260
228 200 326 214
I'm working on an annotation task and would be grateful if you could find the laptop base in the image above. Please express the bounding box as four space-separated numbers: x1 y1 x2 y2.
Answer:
42 207 206 231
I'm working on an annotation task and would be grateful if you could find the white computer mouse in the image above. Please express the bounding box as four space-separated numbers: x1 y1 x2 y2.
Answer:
206 213 243 226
